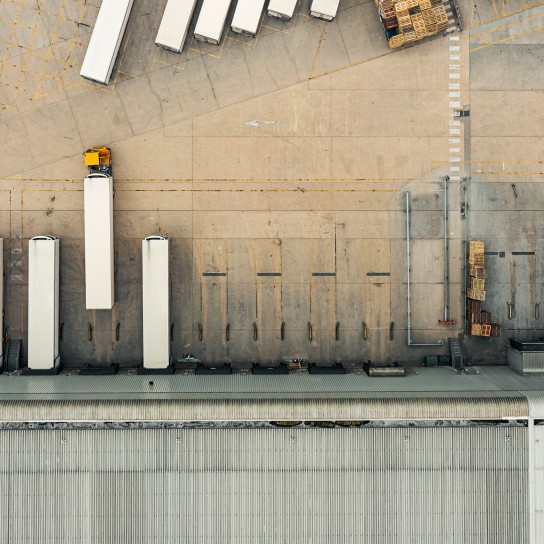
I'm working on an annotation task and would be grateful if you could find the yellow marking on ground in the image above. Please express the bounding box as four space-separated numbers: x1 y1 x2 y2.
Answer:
470 23 544 52
309 27 325 79
469 10 544 39
467 1 544 29
491 0 500 18
309 48 394 81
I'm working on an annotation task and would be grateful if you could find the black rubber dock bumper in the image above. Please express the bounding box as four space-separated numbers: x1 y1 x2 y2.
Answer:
21 363 63 376
79 363 120 375
194 363 232 375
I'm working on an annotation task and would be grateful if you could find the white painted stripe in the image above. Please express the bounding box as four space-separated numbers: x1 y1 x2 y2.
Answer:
449 157 461 163
450 128 460 135
449 120 460 125
450 166 460 171
449 175 461 181
450 148 460 153
449 101 461 108
449 64 460 70
449 138 460 144
450 55 460 61
449 73 460 79
449 35 460 41
449 92 460 97
449 45 460 51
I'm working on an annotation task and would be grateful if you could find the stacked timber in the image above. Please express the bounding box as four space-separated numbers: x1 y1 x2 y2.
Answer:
466 241 501 337
376 0 450 48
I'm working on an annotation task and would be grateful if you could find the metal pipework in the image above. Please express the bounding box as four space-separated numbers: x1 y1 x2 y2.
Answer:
362 321 368 340
405 192 444 347
308 322 313 341
507 301 513 320
443 177 450 322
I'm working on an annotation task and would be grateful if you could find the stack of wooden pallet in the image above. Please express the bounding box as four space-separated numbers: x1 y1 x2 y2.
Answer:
379 0 399 29
466 241 501 337
377 0 450 49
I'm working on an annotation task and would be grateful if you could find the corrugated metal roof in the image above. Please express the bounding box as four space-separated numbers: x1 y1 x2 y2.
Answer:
0 396 528 422
521 392 544 418
0 426 528 543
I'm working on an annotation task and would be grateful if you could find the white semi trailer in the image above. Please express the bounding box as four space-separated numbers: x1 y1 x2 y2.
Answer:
27 236 60 371
155 0 198 52
84 173 115 310
268 0 299 20
142 236 171 369
194 0 233 44
310 0 340 20
231 0 266 37
80 0 135 84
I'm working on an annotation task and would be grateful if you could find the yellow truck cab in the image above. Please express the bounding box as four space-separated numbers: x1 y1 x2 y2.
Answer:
84 147 112 175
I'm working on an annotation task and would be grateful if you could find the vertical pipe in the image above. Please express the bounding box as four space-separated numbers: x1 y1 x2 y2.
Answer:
443 177 450 321
406 192 412 345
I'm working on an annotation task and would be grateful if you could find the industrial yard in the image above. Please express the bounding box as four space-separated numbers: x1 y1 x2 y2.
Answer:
2 0 541 370
1 0 544 541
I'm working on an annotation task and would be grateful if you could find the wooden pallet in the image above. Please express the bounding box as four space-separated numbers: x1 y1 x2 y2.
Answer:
467 287 486 301
389 34 406 48
470 277 486 290
469 265 488 279
469 253 485 266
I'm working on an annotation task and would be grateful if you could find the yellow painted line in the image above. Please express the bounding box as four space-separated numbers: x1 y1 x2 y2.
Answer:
469 10 544 39
470 23 544 52
491 0 500 18
10 179 424 186
309 49 394 81
309 27 325 79
467 1 544 29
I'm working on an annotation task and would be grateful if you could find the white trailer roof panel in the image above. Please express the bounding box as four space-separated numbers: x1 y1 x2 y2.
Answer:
80 0 135 84
194 0 232 43
231 0 266 36
310 0 340 18
155 0 198 52
28 237 60 370
84 175 115 310
268 0 298 19
142 238 170 368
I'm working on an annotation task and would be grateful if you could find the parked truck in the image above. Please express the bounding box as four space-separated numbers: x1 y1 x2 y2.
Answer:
83 147 115 310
